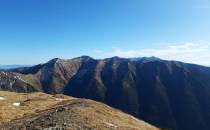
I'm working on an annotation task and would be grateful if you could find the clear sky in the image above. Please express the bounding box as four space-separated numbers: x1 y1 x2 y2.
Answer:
0 0 210 65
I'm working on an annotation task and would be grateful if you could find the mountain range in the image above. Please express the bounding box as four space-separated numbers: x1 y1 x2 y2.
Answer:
1 56 210 130
0 65 31 70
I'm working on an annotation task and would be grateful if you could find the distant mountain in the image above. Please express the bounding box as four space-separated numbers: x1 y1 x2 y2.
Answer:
2 56 210 130
0 91 159 130
0 65 31 70
129 56 161 62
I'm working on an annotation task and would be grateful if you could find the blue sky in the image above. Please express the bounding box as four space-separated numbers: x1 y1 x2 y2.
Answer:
0 0 210 65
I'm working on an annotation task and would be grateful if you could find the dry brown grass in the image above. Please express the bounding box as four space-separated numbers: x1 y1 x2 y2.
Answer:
66 99 161 130
0 91 72 123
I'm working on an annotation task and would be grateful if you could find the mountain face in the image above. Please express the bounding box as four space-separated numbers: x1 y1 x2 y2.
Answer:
0 91 159 130
2 56 210 130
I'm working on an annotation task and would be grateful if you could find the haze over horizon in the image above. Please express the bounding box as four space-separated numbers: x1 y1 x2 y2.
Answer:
0 0 210 65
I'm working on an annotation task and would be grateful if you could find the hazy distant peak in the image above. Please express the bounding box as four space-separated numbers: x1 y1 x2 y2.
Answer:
0 65 32 70
129 56 161 62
